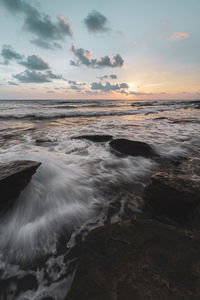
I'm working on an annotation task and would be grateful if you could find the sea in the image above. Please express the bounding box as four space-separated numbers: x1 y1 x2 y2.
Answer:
0 98 200 299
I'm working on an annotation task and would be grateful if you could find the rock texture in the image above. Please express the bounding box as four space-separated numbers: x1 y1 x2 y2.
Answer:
0 160 41 209
73 135 113 142
144 171 200 220
0 274 38 299
35 137 52 144
66 219 200 300
109 139 157 158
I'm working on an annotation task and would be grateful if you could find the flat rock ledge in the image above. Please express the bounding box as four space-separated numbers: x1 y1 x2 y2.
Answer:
109 139 158 158
66 219 200 300
0 160 41 209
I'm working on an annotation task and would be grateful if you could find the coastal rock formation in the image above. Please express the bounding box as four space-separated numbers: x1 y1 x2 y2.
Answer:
144 171 200 220
0 274 38 299
73 135 113 142
109 139 157 158
0 160 41 210
66 219 200 300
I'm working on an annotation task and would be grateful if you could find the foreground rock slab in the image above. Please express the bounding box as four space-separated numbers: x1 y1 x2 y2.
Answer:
144 171 200 220
0 160 41 209
109 139 157 158
66 219 200 300
73 135 113 142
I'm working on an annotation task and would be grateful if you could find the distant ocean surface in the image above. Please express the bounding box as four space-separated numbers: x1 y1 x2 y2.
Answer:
0 98 200 298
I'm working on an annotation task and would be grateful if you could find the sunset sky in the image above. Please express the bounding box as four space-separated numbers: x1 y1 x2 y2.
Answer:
0 0 199 100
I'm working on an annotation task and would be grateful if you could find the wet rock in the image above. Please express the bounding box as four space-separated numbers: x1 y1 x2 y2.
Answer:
109 139 157 158
35 137 52 144
0 274 38 299
73 135 113 142
144 172 200 220
0 160 41 210
66 219 200 300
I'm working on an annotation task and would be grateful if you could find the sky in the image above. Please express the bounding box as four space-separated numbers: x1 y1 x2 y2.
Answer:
0 0 199 100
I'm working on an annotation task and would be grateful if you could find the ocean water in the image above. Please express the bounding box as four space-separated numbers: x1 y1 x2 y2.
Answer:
0 99 200 299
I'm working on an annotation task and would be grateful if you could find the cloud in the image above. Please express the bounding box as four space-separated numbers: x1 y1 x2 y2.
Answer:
67 79 86 92
99 74 117 80
91 81 129 91
84 10 109 33
8 81 19 86
20 55 50 70
46 70 62 80
13 69 62 83
1 45 23 64
110 74 117 79
0 0 72 49
70 85 83 92
30 39 62 50
169 32 191 41
68 80 85 86
70 43 124 68
99 75 108 80
120 90 152 96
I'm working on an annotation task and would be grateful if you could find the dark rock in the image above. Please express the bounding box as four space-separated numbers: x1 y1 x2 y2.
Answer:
73 135 113 142
66 219 200 300
144 172 200 220
0 274 38 299
109 139 157 158
35 137 52 143
0 160 41 210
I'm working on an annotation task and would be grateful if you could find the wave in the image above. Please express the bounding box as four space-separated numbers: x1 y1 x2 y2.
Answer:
0 105 186 120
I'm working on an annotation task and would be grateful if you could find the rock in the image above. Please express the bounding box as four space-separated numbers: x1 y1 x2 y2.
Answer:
66 219 200 300
0 160 41 209
0 274 38 299
155 117 169 121
144 172 200 220
109 139 157 158
73 135 113 142
35 137 52 143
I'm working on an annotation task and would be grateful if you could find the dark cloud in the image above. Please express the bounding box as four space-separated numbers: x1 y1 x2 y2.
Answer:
91 81 129 91
110 74 117 79
70 43 124 68
0 0 72 49
99 75 108 81
20 55 50 70
46 70 62 80
99 74 117 80
13 69 62 83
84 10 109 33
1 45 23 64
119 83 129 88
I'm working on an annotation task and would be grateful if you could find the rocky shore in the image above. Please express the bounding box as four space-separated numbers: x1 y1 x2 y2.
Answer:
0 137 200 299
